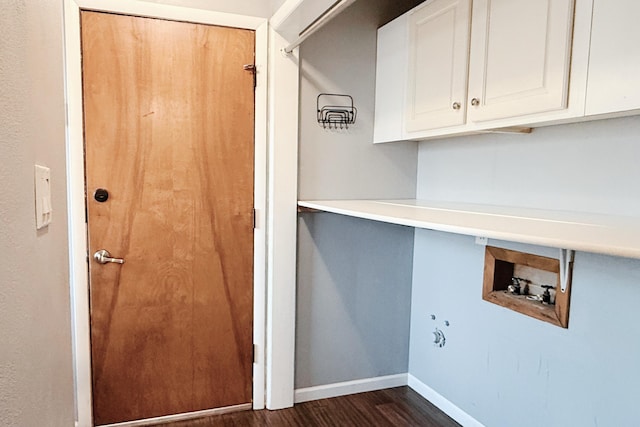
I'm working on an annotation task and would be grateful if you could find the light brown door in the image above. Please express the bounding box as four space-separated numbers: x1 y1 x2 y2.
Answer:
81 11 255 425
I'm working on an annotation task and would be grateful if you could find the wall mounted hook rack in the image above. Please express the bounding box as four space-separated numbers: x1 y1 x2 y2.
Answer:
317 93 357 129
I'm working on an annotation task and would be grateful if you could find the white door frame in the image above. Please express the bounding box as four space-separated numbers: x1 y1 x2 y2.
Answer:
63 2 269 425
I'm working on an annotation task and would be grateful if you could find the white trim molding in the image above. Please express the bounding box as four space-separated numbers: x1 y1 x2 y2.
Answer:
294 373 487 427
252 20 268 412
98 403 251 427
72 0 265 29
408 375 486 427
62 2 91 424
63 2 269 426
265 27 300 410
294 374 408 404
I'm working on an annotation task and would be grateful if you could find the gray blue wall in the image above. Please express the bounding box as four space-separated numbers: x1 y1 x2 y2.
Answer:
416 116 640 217
297 214 415 387
295 2 640 425
411 117 640 426
295 0 422 389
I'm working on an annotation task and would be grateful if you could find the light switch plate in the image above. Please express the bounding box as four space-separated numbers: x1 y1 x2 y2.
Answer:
34 165 52 230
475 236 488 246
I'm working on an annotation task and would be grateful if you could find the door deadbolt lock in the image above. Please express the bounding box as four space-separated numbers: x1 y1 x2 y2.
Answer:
94 188 109 203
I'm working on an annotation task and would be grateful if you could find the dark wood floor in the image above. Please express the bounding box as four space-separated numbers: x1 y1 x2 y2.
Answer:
151 387 461 427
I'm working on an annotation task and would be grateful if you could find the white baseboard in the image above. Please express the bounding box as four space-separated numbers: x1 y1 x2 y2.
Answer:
294 373 485 427
98 403 252 427
294 373 408 404
407 374 485 427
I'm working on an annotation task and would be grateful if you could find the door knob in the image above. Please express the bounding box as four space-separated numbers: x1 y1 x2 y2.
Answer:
94 249 125 264
452 102 461 110
470 97 480 106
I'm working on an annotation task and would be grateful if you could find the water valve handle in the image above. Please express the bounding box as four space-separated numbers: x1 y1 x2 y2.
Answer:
541 285 554 304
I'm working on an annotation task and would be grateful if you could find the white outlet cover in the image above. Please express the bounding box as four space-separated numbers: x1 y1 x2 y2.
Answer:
34 165 52 230
475 236 488 246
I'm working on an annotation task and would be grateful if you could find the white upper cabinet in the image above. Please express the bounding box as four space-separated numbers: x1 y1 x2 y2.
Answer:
373 14 409 143
373 0 597 142
585 0 640 116
405 0 471 132
467 0 575 123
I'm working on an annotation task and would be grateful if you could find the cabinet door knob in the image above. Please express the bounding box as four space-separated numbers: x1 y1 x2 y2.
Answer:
452 102 461 110
470 97 480 106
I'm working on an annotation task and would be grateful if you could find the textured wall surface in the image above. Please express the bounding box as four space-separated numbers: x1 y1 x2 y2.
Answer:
0 1 75 426
270 0 287 15
140 0 273 17
411 117 640 426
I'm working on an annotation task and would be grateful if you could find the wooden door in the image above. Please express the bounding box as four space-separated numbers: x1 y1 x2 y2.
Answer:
405 0 471 132
467 0 574 122
81 11 255 425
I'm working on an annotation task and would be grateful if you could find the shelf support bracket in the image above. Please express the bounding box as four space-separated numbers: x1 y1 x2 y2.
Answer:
559 249 575 293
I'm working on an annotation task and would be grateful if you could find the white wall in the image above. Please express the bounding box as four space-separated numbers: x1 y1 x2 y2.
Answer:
140 0 273 17
410 116 640 426
0 1 75 426
270 0 286 16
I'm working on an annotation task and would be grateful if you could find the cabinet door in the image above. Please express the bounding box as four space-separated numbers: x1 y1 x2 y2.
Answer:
586 0 640 116
373 14 408 143
405 0 471 132
467 0 574 123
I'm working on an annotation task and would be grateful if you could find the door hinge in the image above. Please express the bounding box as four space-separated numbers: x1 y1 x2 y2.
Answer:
252 208 257 229
243 64 257 88
253 344 258 364
84 191 88 223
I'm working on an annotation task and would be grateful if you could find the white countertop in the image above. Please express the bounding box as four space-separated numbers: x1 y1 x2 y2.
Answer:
298 199 640 259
